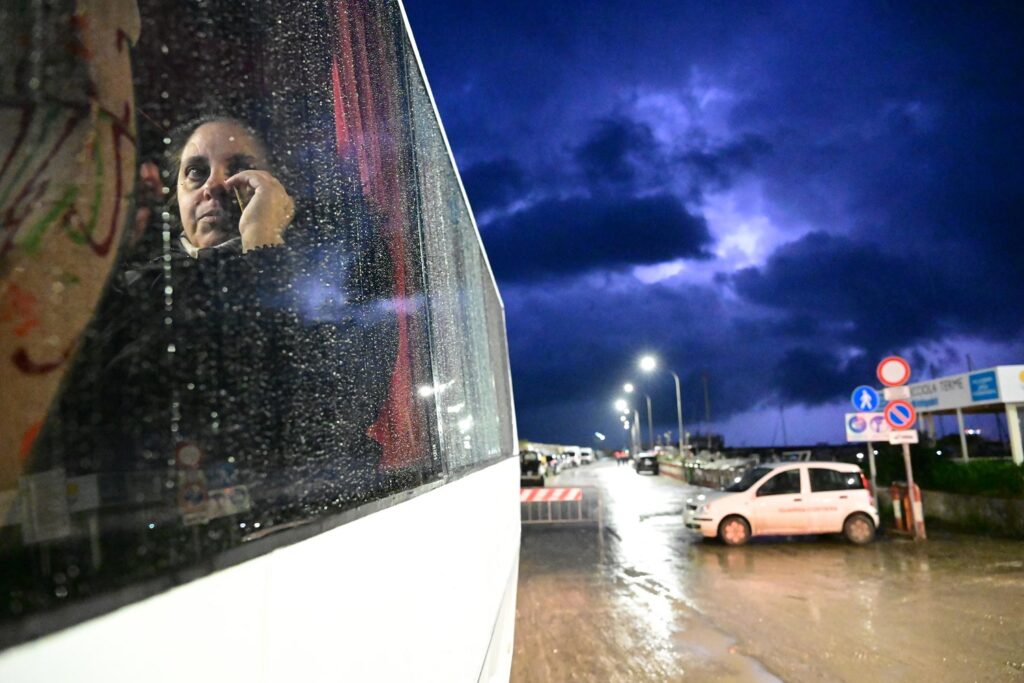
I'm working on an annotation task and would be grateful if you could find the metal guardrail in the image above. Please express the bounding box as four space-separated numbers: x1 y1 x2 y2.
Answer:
520 487 602 526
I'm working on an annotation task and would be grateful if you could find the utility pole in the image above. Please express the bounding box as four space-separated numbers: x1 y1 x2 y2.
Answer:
702 372 712 450
779 403 788 446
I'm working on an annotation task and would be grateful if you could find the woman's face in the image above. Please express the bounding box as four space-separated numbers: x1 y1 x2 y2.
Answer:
177 121 268 249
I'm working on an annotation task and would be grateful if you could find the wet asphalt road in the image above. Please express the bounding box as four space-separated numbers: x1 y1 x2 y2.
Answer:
510 460 1024 682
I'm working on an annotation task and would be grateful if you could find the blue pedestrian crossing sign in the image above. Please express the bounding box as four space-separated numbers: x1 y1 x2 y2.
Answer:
851 386 880 412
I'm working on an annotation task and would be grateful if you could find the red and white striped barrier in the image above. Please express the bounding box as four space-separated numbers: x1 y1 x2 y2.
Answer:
520 487 583 503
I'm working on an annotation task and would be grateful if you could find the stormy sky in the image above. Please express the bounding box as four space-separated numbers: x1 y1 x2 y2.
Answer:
403 1 1024 448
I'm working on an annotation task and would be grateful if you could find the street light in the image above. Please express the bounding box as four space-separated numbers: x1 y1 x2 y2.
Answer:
625 382 654 449
614 397 640 455
639 354 685 457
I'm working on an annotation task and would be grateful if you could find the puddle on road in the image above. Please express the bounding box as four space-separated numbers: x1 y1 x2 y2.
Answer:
513 526 782 682
686 535 1024 681
638 509 684 521
619 566 780 683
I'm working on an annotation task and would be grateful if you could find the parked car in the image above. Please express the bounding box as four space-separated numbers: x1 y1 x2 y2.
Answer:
684 462 878 545
634 452 659 475
520 450 545 486
579 447 595 465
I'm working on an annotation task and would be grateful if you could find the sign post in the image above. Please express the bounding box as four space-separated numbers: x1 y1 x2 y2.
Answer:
879 357 926 540
866 440 878 505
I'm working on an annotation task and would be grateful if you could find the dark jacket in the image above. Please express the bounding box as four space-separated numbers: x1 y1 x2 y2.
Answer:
34 202 398 522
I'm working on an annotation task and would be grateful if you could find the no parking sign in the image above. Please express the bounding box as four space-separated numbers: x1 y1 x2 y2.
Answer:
884 400 917 430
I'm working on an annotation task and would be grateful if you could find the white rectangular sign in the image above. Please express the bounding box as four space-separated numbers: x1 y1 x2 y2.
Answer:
888 429 919 444
907 365 1024 412
997 366 1024 403
845 412 891 443
883 386 910 400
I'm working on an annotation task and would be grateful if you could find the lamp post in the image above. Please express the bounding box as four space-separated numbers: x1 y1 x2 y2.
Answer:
645 395 653 451
640 354 685 457
633 409 642 455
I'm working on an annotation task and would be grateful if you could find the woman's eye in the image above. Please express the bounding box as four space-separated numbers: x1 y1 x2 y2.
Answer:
184 166 207 182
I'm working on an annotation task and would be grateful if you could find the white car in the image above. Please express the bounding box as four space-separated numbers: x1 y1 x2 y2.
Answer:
684 462 879 545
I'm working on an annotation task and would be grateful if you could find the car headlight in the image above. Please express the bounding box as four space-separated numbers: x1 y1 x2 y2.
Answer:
697 503 711 515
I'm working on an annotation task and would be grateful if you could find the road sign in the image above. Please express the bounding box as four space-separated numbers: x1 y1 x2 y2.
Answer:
877 356 911 387
845 412 890 442
884 400 917 430
883 386 910 400
889 429 919 444
851 386 880 411
175 442 203 469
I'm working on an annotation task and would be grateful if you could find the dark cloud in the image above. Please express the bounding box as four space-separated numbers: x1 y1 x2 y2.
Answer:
732 230 1024 351
460 158 527 213
727 230 1024 406
772 348 863 406
573 117 658 190
501 276 867 443
678 134 772 193
483 194 713 282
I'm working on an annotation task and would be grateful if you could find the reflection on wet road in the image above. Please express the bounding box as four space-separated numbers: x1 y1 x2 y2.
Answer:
511 460 1024 682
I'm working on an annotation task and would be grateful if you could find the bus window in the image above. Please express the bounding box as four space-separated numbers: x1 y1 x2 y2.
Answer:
0 0 516 651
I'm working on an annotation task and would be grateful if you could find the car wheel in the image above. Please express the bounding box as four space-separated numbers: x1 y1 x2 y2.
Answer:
652 466 659 475
843 513 875 544
718 516 750 546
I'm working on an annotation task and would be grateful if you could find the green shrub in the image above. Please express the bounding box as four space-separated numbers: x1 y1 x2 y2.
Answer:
870 446 1024 498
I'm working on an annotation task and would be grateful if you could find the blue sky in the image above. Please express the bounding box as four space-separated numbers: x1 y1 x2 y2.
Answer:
404 1 1024 448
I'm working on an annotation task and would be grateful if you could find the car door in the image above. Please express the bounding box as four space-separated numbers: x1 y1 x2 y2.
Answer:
806 467 848 532
807 467 866 532
751 467 807 535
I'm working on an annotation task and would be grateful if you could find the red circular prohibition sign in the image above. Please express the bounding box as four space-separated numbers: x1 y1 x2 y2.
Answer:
877 356 911 387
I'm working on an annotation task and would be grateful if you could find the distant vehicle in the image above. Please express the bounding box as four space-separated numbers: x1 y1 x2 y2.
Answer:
634 452 659 475
520 450 546 486
562 448 582 467
579 447 595 465
684 463 878 546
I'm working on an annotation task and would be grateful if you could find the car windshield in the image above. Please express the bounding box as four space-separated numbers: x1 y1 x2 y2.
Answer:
724 466 774 492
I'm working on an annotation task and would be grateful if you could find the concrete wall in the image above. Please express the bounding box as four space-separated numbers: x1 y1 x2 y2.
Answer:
879 488 1024 537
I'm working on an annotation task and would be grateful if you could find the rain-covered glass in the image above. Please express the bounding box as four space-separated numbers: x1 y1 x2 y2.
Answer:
0 0 513 642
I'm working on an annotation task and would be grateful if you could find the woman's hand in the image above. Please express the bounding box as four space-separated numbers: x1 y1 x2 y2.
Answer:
224 170 295 252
